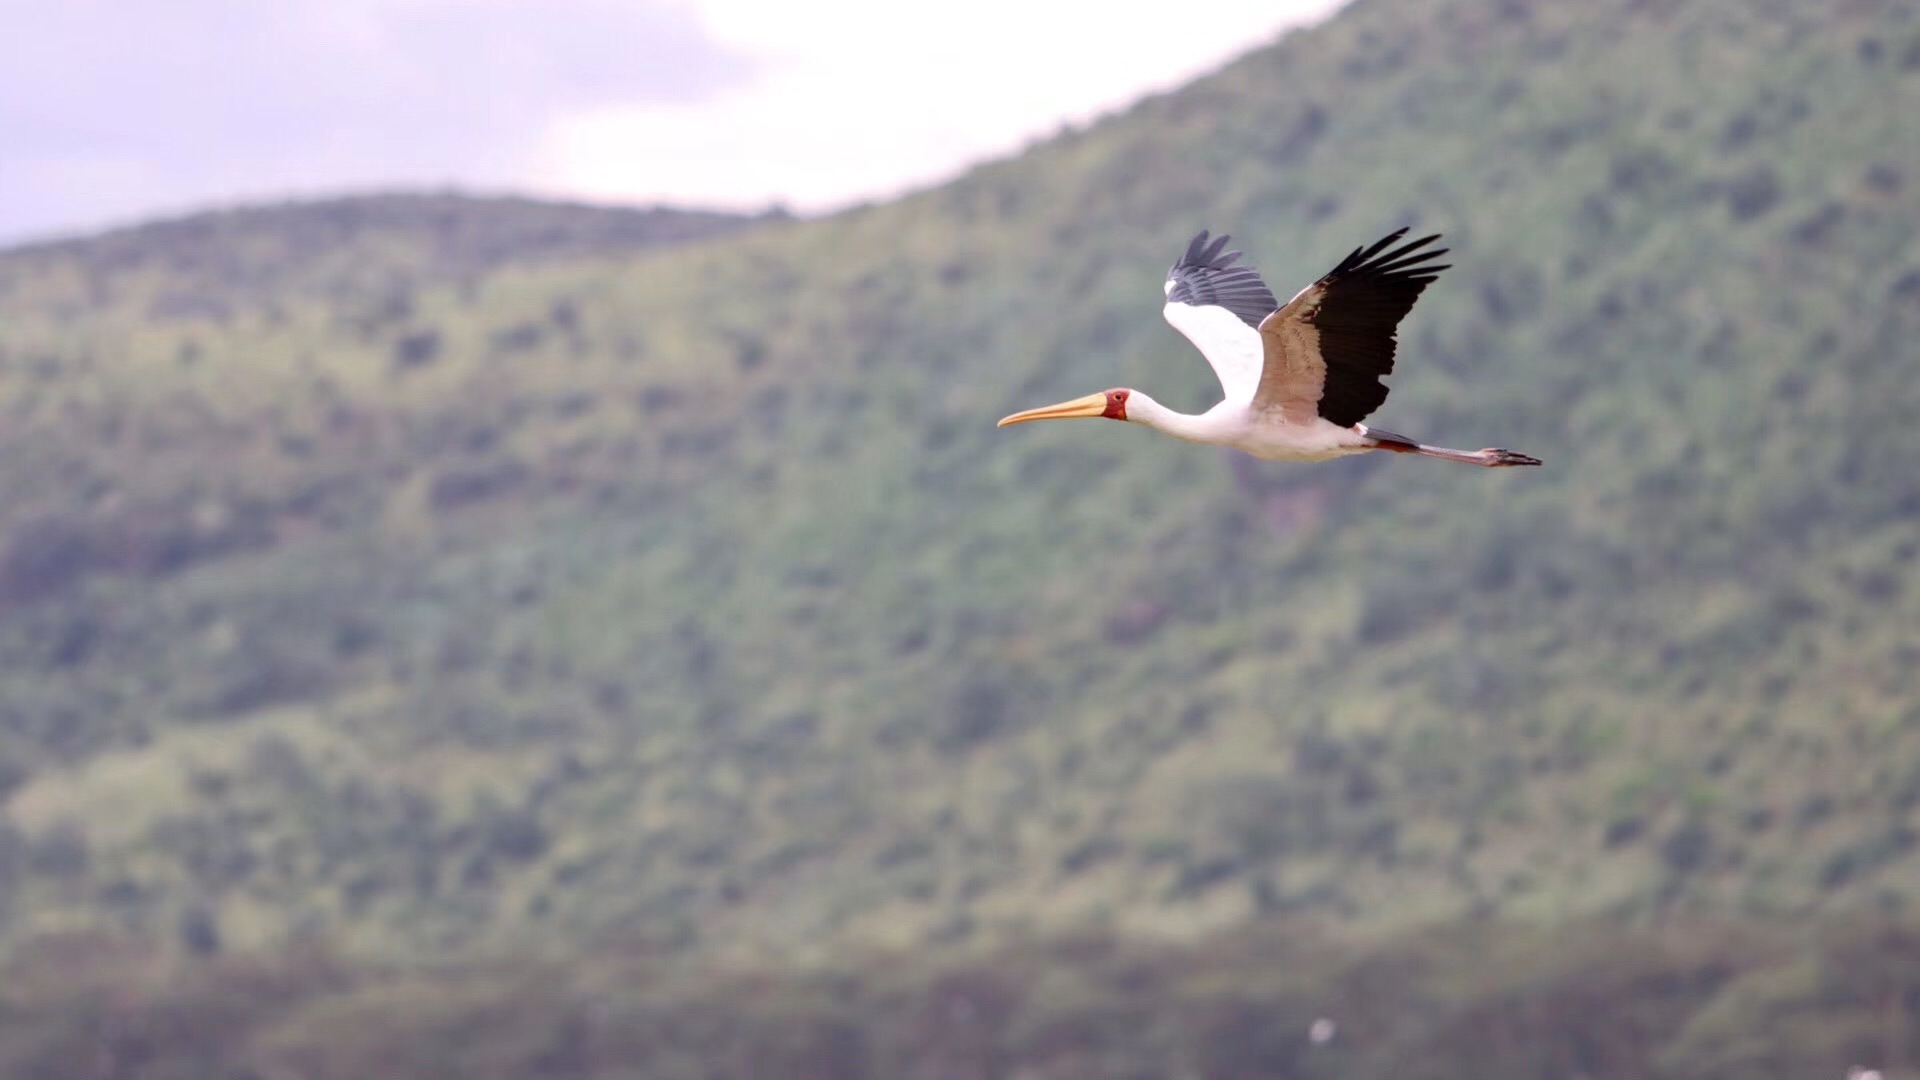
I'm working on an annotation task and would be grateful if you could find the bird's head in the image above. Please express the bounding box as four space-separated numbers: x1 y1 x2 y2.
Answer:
997 388 1130 427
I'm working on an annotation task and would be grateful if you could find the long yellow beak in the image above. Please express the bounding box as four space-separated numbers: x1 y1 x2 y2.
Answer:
996 392 1110 427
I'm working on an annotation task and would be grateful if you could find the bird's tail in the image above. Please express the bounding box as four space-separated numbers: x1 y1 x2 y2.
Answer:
1362 426 1541 468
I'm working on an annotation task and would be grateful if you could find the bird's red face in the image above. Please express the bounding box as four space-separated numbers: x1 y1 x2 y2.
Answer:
997 387 1130 427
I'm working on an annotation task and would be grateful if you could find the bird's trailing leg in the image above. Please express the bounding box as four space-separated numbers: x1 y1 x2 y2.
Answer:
1362 426 1541 468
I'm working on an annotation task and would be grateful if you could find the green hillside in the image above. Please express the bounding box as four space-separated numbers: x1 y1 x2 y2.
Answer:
4 916 1915 1079
1 0 1917 990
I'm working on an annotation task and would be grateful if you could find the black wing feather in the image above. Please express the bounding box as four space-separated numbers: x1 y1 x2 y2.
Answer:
1301 227 1450 426
1165 230 1280 330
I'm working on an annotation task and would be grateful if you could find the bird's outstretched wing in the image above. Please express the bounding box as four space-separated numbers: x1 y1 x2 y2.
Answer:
1162 231 1279 404
1254 228 1449 427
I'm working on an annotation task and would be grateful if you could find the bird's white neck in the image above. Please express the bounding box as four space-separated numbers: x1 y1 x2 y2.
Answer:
1124 391 1235 445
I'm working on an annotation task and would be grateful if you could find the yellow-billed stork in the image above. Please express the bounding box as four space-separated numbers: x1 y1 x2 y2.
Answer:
998 228 1541 468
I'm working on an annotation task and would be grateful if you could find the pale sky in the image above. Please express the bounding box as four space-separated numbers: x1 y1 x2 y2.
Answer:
0 0 1348 244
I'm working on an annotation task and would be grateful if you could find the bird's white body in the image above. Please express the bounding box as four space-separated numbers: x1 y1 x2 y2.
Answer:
1148 297 1375 460
998 228 1540 470
1123 391 1372 462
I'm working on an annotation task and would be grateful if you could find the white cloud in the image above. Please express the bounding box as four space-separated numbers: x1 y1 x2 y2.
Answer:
538 0 1349 213
0 0 750 242
0 0 1350 242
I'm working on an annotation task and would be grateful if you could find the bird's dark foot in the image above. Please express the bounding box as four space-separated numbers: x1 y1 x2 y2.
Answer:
1480 448 1542 467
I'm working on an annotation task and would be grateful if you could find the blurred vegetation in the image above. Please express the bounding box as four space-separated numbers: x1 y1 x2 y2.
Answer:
0 1 1916 1062
1 917 1915 1079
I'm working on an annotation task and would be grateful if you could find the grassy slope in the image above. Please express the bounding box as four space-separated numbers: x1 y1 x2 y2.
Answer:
5 916 1916 1080
0 0 1917 964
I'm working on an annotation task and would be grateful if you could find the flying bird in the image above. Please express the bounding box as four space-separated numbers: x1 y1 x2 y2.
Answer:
998 228 1541 468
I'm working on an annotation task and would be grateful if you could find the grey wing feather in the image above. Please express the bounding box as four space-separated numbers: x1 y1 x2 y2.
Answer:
1165 230 1279 329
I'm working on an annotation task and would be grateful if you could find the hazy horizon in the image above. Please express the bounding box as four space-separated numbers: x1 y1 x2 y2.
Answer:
0 0 1345 245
